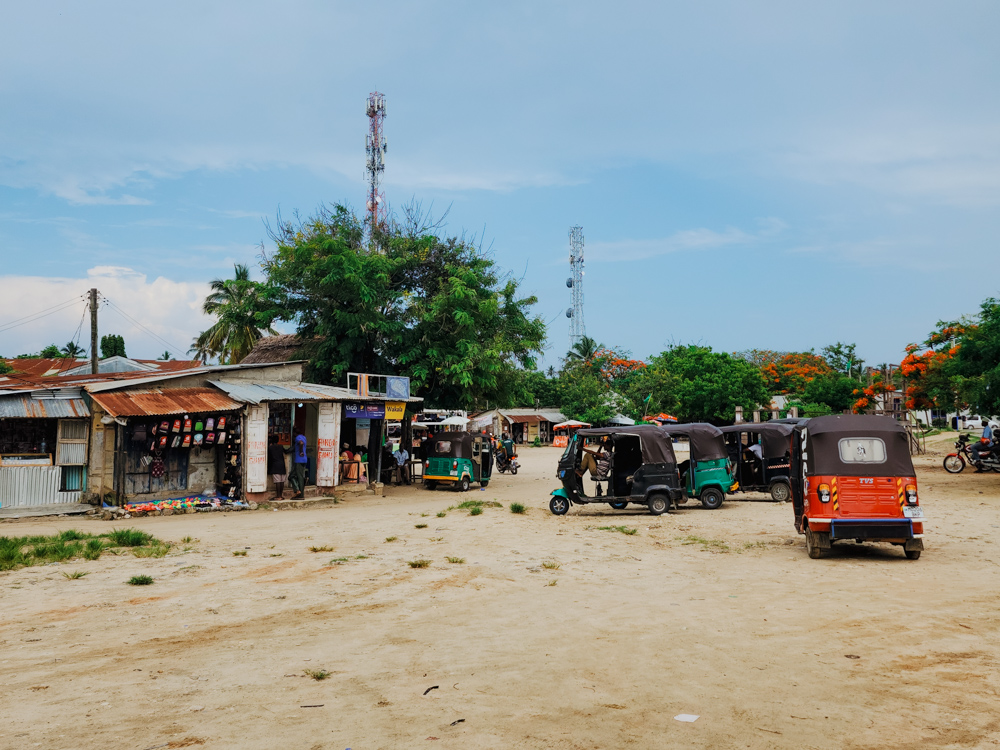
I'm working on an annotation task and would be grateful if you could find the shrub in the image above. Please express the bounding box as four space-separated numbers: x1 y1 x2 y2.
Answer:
408 559 431 568
128 575 154 586
509 503 527 514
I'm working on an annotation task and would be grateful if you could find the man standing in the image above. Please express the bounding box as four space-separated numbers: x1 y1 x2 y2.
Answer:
290 428 308 498
267 435 288 501
394 444 410 485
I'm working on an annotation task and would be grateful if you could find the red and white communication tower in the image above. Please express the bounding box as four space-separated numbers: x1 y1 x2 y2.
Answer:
365 91 387 233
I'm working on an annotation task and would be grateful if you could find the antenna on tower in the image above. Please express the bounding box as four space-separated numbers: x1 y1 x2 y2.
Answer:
365 91 387 243
566 226 586 349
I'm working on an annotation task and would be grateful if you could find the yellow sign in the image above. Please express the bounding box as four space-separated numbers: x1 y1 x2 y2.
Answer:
385 402 406 420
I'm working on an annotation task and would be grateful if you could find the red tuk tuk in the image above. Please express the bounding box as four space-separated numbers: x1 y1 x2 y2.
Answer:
789 414 924 560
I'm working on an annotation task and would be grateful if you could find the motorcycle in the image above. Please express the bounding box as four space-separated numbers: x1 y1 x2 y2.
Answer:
495 448 519 475
943 433 1000 473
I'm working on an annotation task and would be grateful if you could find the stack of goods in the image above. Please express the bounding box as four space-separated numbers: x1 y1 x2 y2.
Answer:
124 494 252 515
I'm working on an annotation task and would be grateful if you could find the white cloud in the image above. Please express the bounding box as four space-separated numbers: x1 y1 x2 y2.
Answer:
586 218 785 262
0 267 211 360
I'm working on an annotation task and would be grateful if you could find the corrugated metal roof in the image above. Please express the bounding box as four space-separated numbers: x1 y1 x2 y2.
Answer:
84 361 301 393
208 380 423 405
88 388 242 417
0 395 90 418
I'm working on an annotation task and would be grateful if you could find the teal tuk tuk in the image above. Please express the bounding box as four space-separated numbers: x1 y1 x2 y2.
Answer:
667 423 736 509
423 432 492 492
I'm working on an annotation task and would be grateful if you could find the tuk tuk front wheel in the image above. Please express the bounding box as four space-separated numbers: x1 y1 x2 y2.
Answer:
699 487 724 510
647 493 669 515
549 496 569 515
425 480 437 491
770 482 791 503
456 476 471 492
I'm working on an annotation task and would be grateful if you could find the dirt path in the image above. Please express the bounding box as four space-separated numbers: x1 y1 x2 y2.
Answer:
2 437 999 749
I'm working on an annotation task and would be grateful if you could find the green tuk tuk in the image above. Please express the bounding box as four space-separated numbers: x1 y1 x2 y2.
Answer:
668 423 737 509
423 432 492 492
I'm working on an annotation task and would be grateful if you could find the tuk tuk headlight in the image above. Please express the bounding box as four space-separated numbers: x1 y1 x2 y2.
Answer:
817 483 831 503
905 484 918 505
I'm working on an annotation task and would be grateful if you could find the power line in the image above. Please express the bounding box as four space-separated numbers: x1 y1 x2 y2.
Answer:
0 295 87 335
100 295 187 357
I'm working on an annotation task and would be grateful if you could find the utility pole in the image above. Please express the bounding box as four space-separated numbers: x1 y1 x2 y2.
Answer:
89 288 98 374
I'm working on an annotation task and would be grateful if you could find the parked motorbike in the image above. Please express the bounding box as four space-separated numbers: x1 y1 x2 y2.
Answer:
495 449 519 475
943 433 1000 473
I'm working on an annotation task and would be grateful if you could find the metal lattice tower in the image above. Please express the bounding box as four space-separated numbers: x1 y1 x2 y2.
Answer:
365 91 387 235
566 226 586 347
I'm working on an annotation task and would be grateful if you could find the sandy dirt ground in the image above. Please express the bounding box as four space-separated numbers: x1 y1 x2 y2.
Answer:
2 434 1000 750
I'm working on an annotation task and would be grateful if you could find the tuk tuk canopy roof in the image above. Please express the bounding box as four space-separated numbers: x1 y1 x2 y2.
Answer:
428 431 477 458
576 425 677 465
720 422 795 459
662 423 727 461
805 414 914 477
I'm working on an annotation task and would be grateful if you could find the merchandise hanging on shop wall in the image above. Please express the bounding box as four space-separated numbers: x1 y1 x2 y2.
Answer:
173 419 181 433
183 418 192 433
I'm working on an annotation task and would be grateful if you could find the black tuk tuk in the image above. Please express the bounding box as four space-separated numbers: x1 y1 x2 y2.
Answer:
549 425 684 515
423 432 493 491
720 422 795 502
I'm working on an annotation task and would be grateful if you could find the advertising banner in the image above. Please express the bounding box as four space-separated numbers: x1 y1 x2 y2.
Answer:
344 402 385 419
385 402 406 420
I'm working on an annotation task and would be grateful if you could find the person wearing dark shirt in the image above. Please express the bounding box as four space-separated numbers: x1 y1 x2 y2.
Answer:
267 435 288 500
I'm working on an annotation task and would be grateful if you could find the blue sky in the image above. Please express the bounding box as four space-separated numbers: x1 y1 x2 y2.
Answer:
1 1 998 369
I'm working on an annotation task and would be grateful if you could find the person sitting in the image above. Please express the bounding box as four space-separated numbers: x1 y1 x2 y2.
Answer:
971 436 997 471
394 445 411 485
578 440 611 496
340 442 358 482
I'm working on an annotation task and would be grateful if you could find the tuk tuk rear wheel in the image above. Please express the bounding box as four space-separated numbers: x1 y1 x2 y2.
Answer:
480 480 489 488
457 476 470 492
647 493 669 515
549 496 569 515
699 487 724 510
904 548 921 560
806 529 829 559
770 482 791 503
425 480 437 491
609 501 629 510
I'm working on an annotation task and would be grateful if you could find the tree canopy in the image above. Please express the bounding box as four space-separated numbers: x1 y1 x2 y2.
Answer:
191 263 276 364
100 334 127 359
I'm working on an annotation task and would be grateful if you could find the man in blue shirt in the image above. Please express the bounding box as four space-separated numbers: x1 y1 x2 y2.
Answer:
394 444 410 485
290 428 308 498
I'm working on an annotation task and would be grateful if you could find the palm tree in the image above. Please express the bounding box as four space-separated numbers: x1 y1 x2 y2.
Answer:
61 341 85 359
190 263 277 364
565 335 602 363
159 350 172 361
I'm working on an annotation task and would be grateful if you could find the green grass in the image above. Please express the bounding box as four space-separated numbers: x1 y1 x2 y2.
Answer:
592 525 639 536
127 575 154 586
449 499 503 511
547 579 558 586
309 545 333 553
62 570 88 579
355 555 368 560
305 669 331 681
436 511 447 517
509 502 527 514
181 536 194 544
232 550 247 557
469 506 483 516
408 559 432 568
384 536 398 543
134 545 171 558
542 561 560 570
106 528 154 547
83 539 104 560
446 556 465 564
679 535 730 553
57 529 92 542
415 524 428 529
329 557 350 564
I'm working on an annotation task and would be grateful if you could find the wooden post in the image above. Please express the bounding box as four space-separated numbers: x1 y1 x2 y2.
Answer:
89 288 99 374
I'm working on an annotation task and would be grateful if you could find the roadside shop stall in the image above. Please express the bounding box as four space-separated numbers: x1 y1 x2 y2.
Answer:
552 420 591 448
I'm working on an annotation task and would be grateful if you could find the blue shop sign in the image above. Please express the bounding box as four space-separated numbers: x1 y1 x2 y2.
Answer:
345 402 385 419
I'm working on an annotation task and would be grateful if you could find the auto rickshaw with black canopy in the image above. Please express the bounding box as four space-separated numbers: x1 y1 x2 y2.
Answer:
548 425 683 515
666 423 737 509
423 431 492 492
788 414 924 559
720 422 795 502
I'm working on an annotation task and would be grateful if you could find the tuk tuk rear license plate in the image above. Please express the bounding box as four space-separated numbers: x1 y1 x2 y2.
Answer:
903 507 924 519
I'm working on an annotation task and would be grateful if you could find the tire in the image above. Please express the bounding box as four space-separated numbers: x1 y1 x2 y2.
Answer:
425 480 437 491
699 487 724 510
647 493 669 515
511 465 518 475
904 548 921 560
457 476 471 492
549 496 569 515
770 482 791 503
480 480 489 488
806 529 829 559
609 501 629 510
943 454 965 473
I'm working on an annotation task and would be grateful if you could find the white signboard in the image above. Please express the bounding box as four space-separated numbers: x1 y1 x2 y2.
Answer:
317 402 340 487
245 405 269 493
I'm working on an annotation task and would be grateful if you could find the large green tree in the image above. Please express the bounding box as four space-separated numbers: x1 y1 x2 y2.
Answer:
100 334 127 358
192 263 277 364
953 298 1000 416
652 345 770 424
260 205 545 409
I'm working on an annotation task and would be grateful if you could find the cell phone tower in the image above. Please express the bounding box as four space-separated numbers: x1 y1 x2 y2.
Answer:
566 226 586 348
365 91 387 238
